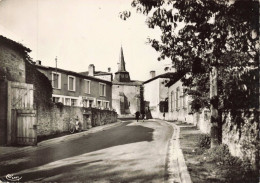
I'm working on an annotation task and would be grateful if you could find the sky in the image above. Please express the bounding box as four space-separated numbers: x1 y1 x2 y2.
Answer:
0 0 173 81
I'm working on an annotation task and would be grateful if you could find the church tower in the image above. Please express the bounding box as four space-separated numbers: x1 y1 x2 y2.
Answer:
114 46 131 82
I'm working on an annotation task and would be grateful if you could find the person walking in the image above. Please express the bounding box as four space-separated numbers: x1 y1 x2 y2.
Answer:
142 113 146 122
135 111 140 122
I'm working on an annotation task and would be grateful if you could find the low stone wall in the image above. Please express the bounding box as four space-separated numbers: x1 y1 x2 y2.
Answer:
193 109 258 167
37 105 117 137
222 110 258 167
167 108 194 124
83 108 117 127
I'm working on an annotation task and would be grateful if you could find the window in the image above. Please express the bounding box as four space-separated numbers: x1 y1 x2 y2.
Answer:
172 91 175 110
125 74 128 78
89 100 93 108
176 87 179 110
52 72 61 89
83 98 95 108
170 91 173 112
84 79 91 94
183 95 187 108
182 88 187 108
71 99 77 106
180 88 183 108
121 74 124 78
104 101 109 109
99 83 106 96
65 98 70 106
68 75 76 91
53 97 60 103
97 100 102 108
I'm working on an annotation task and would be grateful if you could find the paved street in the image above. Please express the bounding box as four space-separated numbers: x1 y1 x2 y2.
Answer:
0 120 174 182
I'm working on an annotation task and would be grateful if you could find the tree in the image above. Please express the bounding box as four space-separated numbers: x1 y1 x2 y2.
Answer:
122 0 259 147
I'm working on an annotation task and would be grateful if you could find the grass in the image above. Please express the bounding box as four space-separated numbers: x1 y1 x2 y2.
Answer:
175 122 258 183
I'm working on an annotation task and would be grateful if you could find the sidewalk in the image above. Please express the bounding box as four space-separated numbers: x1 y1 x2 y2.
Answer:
0 121 123 159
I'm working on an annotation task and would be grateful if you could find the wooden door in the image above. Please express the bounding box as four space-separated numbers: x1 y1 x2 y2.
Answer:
16 109 37 145
7 81 36 145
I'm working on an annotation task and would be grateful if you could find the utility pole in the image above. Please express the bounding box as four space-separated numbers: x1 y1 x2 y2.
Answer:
55 56 57 73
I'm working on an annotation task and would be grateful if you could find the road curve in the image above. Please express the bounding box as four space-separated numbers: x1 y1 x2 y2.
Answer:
0 120 173 182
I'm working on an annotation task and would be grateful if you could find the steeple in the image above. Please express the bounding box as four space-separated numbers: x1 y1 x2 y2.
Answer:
118 46 126 72
114 45 131 82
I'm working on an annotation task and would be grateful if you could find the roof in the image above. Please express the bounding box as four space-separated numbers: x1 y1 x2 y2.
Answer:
112 80 143 86
118 46 126 72
79 71 112 76
143 72 177 84
0 35 31 52
165 72 186 87
35 64 112 85
95 71 113 76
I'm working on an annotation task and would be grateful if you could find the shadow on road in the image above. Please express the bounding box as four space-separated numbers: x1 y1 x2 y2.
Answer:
0 122 154 178
10 158 163 182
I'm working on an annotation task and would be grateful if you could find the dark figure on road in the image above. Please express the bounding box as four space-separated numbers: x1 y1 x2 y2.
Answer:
135 111 140 122
141 112 145 122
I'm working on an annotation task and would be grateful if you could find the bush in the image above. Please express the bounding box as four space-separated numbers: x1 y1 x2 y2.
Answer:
207 144 237 165
206 144 258 183
197 133 211 149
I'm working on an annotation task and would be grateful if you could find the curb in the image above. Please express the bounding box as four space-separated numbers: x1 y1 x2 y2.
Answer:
167 122 192 183
166 123 181 183
0 121 123 159
173 123 193 183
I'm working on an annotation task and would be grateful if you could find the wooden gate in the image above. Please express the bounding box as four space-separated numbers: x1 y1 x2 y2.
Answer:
7 81 37 145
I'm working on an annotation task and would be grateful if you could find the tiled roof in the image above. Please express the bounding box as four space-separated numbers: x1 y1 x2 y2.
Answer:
79 71 112 76
143 72 185 86
35 64 112 85
0 35 31 52
165 72 186 87
143 72 177 84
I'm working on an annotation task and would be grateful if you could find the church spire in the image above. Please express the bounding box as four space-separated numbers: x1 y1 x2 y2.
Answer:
114 45 131 82
118 46 126 72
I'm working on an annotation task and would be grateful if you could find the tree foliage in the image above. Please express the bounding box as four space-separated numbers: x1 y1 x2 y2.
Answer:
122 0 259 111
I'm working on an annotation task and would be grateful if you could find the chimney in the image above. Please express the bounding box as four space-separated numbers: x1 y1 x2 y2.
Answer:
36 60 41 65
88 64 95 76
150 71 156 78
108 67 111 72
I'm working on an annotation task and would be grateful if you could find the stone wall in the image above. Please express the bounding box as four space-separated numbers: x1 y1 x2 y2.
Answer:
37 105 117 137
0 44 26 83
0 81 7 145
192 109 258 167
222 110 258 167
84 108 117 127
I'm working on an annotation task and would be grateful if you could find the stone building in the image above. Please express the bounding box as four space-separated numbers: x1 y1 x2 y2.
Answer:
0 35 52 145
112 46 143 115
0 35 29 145
36 63 113 109
35 62 117 137
166 74 194 123
143 71 178 119
0 35 29 83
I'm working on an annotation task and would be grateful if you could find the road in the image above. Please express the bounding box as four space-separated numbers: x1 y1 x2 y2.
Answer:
0 120 174 182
